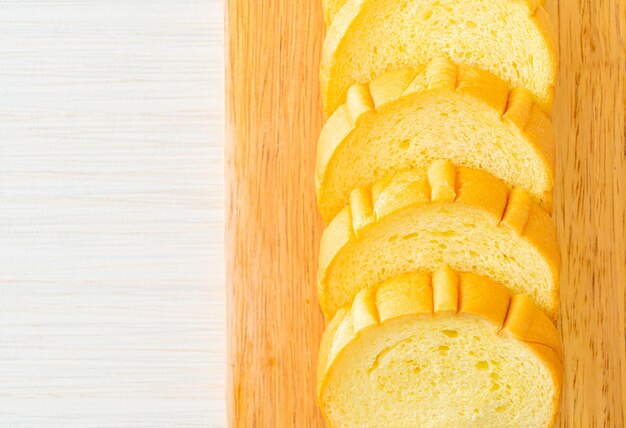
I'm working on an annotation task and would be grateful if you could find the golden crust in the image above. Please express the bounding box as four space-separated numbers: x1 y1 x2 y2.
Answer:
533 7 560 110
316 58 556 222
320 0 557 115
318 160 561 319
527 343 564 428
317 266 563 426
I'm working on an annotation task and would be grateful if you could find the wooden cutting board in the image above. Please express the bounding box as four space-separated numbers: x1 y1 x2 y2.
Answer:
226 0 625 426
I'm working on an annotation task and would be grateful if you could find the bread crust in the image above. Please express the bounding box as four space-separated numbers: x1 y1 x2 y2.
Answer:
316 58 556 222
317 266 563 427
320 0 558 115
318 160 561 319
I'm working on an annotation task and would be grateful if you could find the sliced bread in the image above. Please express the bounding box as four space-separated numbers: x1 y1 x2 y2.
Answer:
317 266 563 427
320 0 557 116
318 160 560 320
316 57 555 222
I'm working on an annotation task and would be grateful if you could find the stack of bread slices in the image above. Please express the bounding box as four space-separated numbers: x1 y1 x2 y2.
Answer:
313 0 562 426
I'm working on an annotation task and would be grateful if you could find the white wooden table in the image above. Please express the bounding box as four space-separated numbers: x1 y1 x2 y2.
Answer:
0 2 225 426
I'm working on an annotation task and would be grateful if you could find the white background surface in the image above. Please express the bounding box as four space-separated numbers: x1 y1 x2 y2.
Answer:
0 1 225 426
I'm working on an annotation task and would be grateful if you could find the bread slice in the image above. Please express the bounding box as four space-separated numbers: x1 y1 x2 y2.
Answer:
318 160 560 320
316 57 555 222
320 0 557 116
317 266 563 428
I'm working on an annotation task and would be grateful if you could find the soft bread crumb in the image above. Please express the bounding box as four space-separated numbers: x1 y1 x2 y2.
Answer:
318 270 562 428
323 316 557 427
316 60 555 222
318 162 559 319
321 0 556 115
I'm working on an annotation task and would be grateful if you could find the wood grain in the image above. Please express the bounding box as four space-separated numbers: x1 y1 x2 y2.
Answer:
226 0 626 426
548 0 626 426
225 0 326 426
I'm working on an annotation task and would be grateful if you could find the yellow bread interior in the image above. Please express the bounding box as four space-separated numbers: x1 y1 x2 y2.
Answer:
318 160 560 320
318 267 563 428
321 0 557 115
316 58 555 222
322 0 546 24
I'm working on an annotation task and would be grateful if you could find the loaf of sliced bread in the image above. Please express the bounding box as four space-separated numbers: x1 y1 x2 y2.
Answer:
318 160 560 320
317 266 562 427
316 57 555 222
320 0 557 116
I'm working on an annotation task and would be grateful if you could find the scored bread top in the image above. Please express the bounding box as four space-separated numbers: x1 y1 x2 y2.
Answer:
316 57 556 222
318 160 561 319
317 266 563 427
321 0 558 115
